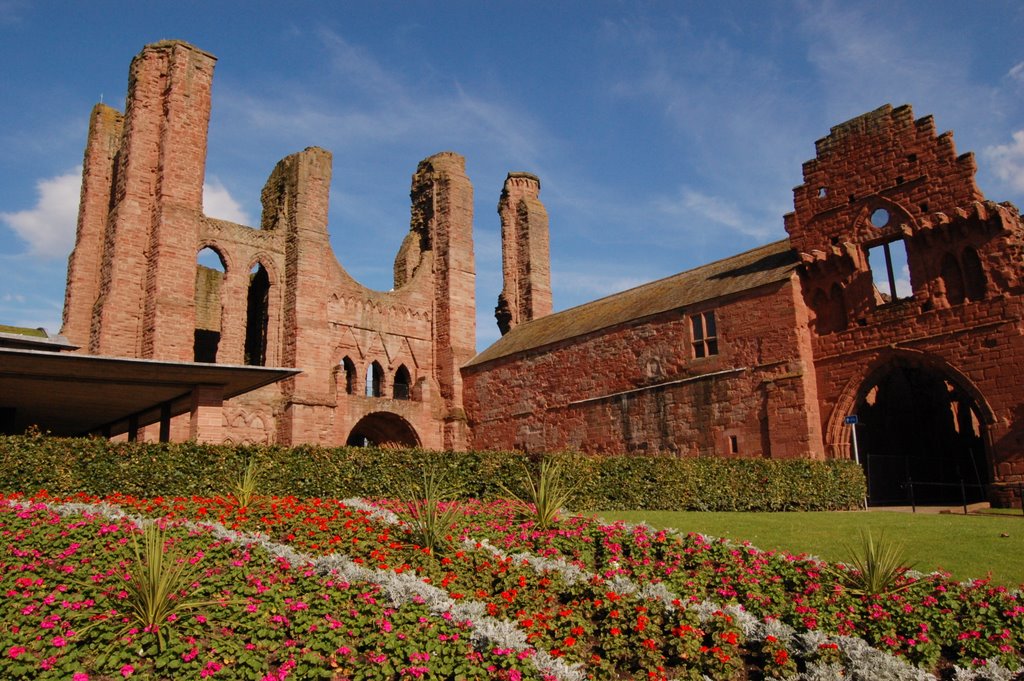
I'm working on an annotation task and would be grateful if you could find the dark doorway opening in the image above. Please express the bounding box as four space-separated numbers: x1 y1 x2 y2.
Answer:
855 360 988 506
346 412 419 448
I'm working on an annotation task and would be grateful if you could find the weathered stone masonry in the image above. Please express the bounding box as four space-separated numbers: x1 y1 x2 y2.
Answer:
60 43 1024 506
62 41 477 450
465 105 1024 507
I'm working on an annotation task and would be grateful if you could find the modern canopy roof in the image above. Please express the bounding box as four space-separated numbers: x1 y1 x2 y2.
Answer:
0 348 299 438
466 239 799 368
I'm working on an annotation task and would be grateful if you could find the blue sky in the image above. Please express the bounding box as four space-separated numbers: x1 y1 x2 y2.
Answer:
1 1 1023 352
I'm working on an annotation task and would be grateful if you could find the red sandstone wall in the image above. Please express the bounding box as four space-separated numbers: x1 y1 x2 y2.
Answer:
465 277 824 460
787 104 1024 500
62 42 477 449
62 104 122 349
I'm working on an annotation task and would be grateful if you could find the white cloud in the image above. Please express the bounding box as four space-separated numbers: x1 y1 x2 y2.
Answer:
553 268 650 303
215 30 550 169
984 130 1024 193
654 187 773 240
1009 62 1024 84
0 168 80 258
0 0 29 26
203 178 252 225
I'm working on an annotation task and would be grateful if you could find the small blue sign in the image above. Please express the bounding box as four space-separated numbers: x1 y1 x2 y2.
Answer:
844 415 858 425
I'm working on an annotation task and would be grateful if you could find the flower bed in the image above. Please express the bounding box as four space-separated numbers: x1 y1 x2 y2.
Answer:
0 492 1020 680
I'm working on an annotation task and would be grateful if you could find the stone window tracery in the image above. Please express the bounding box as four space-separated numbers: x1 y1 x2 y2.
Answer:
244 263 270 366
342 356 357 395
194 246 226 363
366 361 384 398
393 365 411 400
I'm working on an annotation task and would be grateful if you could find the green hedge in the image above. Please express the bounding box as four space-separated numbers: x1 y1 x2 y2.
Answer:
0 434 865 511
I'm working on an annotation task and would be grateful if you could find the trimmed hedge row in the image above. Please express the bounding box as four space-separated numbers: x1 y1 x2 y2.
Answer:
0 434 866 511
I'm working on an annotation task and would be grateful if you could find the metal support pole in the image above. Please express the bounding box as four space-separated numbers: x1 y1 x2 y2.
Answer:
851 424 867 509
128 414 138 442
960 479 968 515
159 402 171 443
908 478 916 513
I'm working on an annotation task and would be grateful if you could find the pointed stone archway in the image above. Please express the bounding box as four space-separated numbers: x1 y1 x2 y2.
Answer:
346 411 420 448
848 355 991 506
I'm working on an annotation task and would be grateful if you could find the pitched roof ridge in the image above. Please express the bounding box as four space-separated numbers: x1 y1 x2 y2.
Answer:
466 238 797 368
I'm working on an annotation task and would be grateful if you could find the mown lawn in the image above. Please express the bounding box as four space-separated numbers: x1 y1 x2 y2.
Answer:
597 509 1024 587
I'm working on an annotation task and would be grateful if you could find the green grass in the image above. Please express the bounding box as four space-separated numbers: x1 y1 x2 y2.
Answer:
597 509 1024 588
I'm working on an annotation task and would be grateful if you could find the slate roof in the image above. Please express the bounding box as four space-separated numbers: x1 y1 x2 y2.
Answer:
466 239 799 368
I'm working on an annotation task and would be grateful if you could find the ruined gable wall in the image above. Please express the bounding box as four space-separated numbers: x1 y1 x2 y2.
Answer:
465 277 823 459
62 42 476 449
787 105 1024 497
256 149 474 449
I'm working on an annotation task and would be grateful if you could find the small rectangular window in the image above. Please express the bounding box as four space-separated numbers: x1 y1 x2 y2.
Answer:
691 311 719 358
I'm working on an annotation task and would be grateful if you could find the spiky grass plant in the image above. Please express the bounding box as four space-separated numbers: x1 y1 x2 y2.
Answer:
227 457 260 508
121 522 219 651
503 456 582 529
832 530 919 597
398 468 462 556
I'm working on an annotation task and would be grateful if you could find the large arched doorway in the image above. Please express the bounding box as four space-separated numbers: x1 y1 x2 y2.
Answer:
854 358 989 506
346 412 420 448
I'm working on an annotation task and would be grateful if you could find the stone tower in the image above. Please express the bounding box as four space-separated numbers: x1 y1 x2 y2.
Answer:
63 41 216 360
495 172 552 335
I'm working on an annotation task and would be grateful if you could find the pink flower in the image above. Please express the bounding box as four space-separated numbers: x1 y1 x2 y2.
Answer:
120 664 135 677
200 661 222 677
73 674 89 681
52 635 67 647
7 646 26 659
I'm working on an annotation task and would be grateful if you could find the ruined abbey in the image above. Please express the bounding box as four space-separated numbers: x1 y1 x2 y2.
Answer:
61 41 1024 506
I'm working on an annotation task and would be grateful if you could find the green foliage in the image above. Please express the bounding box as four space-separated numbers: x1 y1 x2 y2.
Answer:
0 433 866 511
396 467 463 555
227 456 260 508
122 522 220 651
502 456 583 528
832 530 918 596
